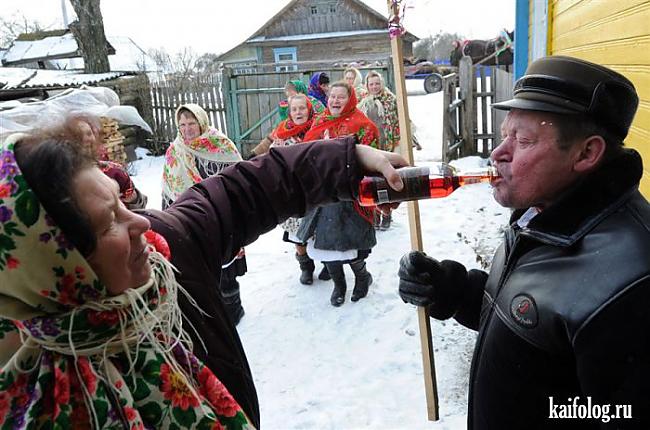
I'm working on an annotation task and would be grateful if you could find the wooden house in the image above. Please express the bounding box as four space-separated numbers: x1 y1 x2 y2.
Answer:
514 0 650 197
218 0 418 72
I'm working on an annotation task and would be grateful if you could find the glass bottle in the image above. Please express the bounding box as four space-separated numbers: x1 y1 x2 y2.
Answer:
358 164 499 206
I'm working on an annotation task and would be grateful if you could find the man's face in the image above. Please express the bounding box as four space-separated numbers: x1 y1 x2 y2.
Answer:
490 109 583 210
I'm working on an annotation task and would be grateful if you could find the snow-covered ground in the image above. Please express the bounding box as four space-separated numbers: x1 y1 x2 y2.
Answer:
131 81 511 430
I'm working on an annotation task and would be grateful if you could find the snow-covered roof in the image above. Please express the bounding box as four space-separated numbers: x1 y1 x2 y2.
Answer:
0 67 128 89
2 32 157 72
247 29 388 43
2 33 101 65
51 36 158 72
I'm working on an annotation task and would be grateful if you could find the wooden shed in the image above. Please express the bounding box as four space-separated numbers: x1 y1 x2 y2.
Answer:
218 0 418 71
514 0 650 197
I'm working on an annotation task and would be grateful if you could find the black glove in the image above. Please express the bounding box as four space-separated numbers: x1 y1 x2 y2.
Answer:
398 251 468 320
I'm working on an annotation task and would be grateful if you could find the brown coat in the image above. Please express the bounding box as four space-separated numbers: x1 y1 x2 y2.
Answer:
140 136 361 428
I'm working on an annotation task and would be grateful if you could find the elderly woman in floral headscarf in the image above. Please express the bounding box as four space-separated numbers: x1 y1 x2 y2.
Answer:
0 113 407 428
300 81 380 307
357 71 401 230
357 71 400 153
343 66 367 101
162 103 247 325
249 80 325 158
0 132 252 429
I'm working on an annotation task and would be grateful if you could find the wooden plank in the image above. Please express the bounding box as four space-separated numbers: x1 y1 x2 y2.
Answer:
480 67 489 156
387 0 438 422
458 56 474 158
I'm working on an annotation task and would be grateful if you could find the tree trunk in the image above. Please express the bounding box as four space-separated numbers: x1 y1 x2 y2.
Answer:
69 0 110 73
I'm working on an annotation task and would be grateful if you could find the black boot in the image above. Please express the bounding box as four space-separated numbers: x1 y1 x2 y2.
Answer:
296 253 315 285
350 259 373 302
318 265 331 281
325 263 346 307
380 212 392 230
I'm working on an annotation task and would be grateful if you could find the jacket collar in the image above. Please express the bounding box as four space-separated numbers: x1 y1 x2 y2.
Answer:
510 148 643 246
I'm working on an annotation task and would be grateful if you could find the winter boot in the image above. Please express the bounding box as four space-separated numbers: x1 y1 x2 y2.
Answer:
296 253 315 285
380 212 392 230
318 265 331 281
325 263 346 307
350 259 373 302
373 210 382 230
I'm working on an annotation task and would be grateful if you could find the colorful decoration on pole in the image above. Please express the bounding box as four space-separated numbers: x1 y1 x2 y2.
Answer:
388 0 408 39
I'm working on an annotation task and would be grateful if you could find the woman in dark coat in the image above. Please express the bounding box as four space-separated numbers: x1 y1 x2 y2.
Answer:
300 81 381 307
0 120 405 428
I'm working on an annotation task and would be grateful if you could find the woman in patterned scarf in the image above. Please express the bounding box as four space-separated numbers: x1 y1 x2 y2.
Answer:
357 71 401 231
343 67 368 101
249 80 325 158
307 72 330 107
277 79 325 123
300 81 380 307
0 131 253 429
162 104 247 325
357 71 400 153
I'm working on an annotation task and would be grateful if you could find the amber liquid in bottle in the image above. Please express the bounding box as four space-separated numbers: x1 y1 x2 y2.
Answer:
358 165 498 206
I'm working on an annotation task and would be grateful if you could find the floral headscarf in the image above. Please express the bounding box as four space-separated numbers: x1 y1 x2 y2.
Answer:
277 80 324 122
303 84 380 149
308 72 329 107
272 95 315 142
0 134 252 429
162 104 242 204
344 67 368 101
357 73 400 152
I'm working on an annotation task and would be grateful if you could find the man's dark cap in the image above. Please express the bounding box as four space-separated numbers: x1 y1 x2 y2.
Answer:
492 56 639 140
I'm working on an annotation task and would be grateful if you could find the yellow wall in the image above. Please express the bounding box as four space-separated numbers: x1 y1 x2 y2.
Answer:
548 0 650 196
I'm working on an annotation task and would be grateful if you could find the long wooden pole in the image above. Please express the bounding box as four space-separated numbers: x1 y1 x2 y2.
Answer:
386 1 439 421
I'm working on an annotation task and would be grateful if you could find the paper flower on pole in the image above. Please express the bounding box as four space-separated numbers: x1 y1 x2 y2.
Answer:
388 0 410 39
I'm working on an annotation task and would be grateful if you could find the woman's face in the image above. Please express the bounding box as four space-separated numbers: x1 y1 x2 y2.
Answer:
328 86 350 117
178 111 201 142
319 82 330 95
285 86 298 98
289 98 309 124
76 120 98 146
73 167 152 295
367 76 383 95
344 71 356 86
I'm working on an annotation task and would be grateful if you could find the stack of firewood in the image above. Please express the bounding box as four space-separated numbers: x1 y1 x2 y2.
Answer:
100 117 127 165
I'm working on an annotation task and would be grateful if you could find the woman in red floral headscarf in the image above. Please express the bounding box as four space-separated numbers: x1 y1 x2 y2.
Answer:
304 81 379 147
299 82 380 307
265 94 323 285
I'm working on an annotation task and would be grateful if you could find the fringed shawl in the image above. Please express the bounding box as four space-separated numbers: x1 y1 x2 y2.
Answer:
0 134 252 429
162 104 241 203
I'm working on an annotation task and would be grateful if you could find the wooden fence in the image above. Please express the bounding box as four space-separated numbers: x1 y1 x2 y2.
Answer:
442 56 513 162
149 75 227 154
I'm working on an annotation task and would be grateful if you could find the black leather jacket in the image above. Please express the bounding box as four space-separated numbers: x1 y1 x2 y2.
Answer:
453 149 650 429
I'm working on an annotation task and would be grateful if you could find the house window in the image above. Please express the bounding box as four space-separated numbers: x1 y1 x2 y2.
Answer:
311 6 318 14
329 3 336 13
273 47 297 72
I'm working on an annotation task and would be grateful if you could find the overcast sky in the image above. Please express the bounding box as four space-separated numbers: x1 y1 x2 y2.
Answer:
5 0 515 56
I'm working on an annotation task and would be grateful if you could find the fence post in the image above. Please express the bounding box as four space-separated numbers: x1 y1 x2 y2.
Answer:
458 56 474 158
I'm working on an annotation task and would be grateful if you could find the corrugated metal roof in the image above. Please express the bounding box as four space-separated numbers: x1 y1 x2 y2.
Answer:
3 33 81 64
0 67 128 89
